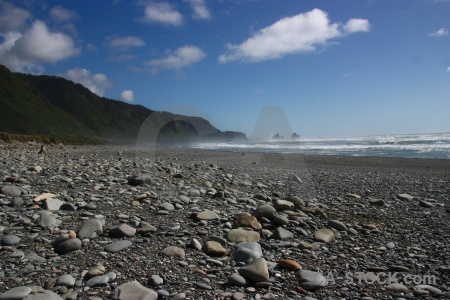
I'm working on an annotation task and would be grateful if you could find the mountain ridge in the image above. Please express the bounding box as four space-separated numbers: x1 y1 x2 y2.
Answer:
0 65 246 144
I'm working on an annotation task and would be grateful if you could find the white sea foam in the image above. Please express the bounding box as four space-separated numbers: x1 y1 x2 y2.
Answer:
189 133 450 159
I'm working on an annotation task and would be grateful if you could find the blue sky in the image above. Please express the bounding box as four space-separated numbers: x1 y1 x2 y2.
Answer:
0 0 449 138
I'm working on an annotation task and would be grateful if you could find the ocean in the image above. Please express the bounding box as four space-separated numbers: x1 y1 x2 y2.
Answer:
188 133 450 159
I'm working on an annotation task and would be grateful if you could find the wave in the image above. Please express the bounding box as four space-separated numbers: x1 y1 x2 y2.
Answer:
188 132 450 159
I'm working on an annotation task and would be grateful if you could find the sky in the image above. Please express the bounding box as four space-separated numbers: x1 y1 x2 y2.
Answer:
0 0 449 139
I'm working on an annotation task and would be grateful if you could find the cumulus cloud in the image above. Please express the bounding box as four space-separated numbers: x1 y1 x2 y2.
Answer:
61 68 112 97
0 20 80 71
107 36 145 51
187 0 211 20
0 32 37 72
142 2 183 26
219 9 370 63
343 18 370 34
0 1 31 33
49 5 77 22
428 27 448 37
120 90 134 102
146 45 206 72
12 20 79 63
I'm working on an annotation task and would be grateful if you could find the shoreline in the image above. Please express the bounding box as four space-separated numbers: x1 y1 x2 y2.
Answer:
4 141 450 172
133 147 450 172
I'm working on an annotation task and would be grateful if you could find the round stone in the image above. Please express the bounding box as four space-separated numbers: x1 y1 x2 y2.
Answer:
234 247 261 265
161 246 185 258
327 220 347 232
2 235 21 246
1 186 22 197
238 257 269 283
86 275 109 287
56 274 75 287
272 227 293 240
196 210 219 220
296 270 328 291
148 275 163 286
78 218 103 239
386 242 395 249
109 223 136 237
228 273 248 287
0 286 32 299
85 265 106 279
253 204 277 220
203 241 229 256
193 282 212 290
234 213 262 230
285 196 305 209
36 211 57 229
227 228 260 243
114 281 158 300
104 240 132 253
386 283 409 293
54 238 82 254
278 259 302 271
314 228 335 243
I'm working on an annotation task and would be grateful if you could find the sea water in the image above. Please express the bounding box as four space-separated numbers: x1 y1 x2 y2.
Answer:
188 132 450 159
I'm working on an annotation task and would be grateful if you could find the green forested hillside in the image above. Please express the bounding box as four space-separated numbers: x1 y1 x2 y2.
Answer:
0 65 243 143
17 73 152 140
0 65 94 137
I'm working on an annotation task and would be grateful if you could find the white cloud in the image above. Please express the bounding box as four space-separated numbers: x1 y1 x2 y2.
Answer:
219 9 370 63
0 1 31 34
187 0 211 20
343 19 370 34
146 45 206 72
0 20 80 72
0 32 37 72
447 66 450 72
107 36 145 51
120 90 134 102
142 2 183 26
61 68 112 97
428 27 448 37
49 5 77 22
13 20 80 63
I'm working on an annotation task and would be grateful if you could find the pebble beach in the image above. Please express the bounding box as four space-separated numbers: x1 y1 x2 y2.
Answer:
0 142 449 300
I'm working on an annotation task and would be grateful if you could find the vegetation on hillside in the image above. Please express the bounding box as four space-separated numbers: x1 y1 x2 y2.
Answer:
0 65 246 144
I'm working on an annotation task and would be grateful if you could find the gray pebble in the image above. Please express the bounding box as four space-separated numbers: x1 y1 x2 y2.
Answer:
54 238 82 254
104 240 132 253
193 282 212 290
296 270 328 291
2 235 21 246
1 186 23 197
0 286 32 299
86 275 109 287
114 281 158 300
56 274 75 287
78 218 103 239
